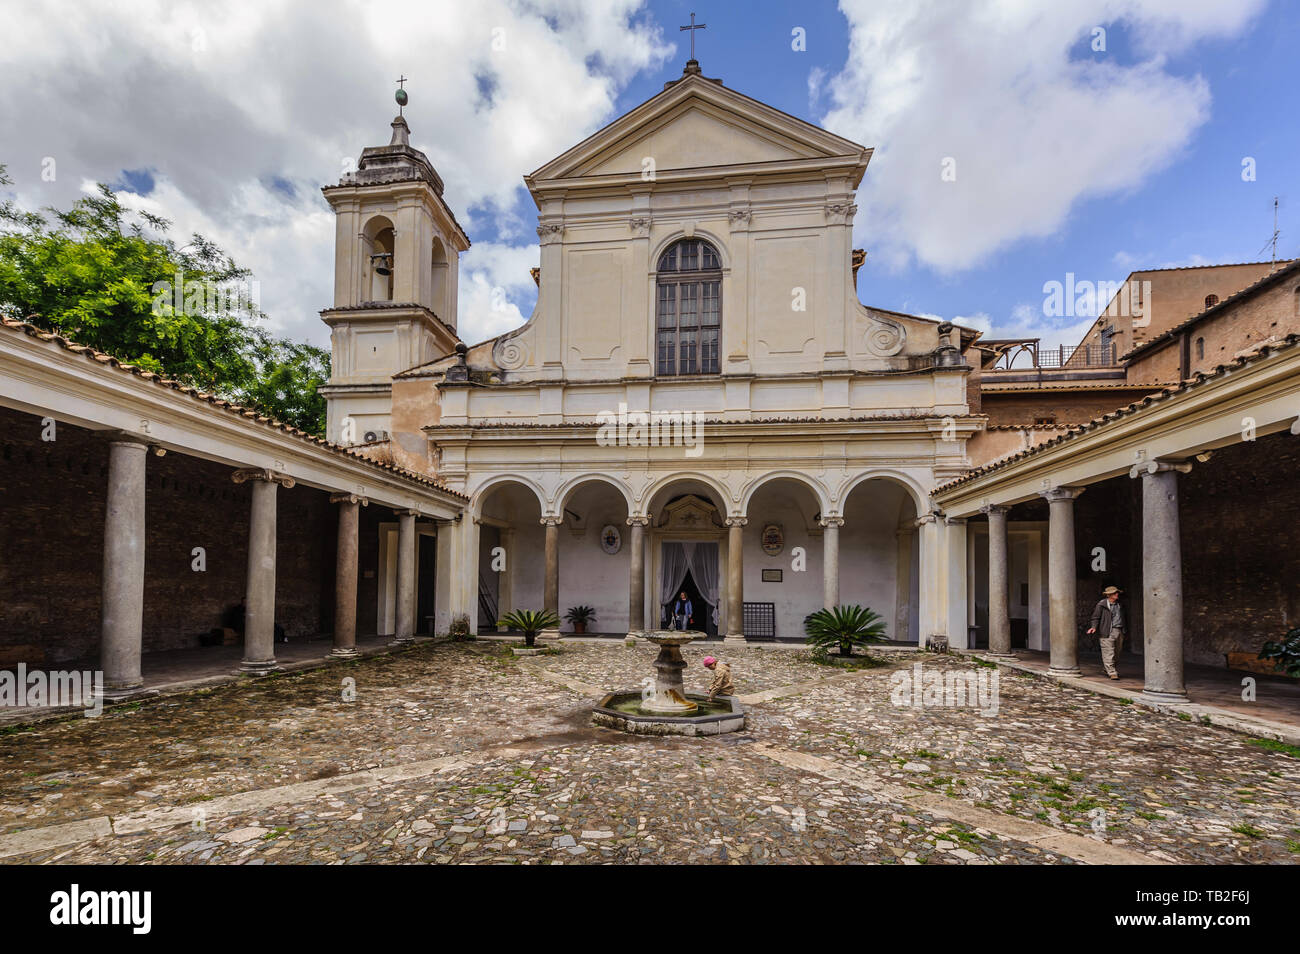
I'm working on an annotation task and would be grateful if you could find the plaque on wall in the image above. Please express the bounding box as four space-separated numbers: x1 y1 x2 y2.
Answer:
761 569 783 583
600 524 622 554
761 523 784 556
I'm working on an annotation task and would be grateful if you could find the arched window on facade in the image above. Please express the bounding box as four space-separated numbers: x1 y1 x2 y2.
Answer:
1196 337 1205 360
1204 294 1219 309
656 239 721 375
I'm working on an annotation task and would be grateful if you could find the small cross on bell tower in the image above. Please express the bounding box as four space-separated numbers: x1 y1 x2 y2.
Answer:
395 75 408 115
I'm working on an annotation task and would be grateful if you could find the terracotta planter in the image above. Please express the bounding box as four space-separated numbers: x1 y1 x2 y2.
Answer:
573 622 587 635
1226 651 1295 677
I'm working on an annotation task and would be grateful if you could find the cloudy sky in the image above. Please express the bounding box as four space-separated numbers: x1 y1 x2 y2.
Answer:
1 0 1296 352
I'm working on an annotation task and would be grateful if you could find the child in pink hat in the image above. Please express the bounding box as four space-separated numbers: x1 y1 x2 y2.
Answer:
702 656 733 701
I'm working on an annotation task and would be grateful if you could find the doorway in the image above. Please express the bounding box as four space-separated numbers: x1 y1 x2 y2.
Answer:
663 571 717 636
658 540 719 637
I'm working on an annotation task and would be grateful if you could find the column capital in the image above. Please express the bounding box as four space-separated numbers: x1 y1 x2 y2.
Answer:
329 492 369 506
394 508 420 518
914 513 938 527
232 467 295 488
1039 485 1084 502
540 515 563 527
818 514 845 529
103 430 150 449
944 515 967 527
980 503 1011 517
1129 459 1193 479
725 516 748 528
626 515 650 527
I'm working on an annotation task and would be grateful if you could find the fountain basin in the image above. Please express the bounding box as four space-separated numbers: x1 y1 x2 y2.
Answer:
592 691 746 736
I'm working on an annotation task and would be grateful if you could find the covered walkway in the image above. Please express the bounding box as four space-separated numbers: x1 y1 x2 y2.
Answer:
974 649 1300 742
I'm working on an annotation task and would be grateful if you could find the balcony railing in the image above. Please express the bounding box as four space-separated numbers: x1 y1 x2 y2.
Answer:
986 339 1118 371
1040 344 1117 368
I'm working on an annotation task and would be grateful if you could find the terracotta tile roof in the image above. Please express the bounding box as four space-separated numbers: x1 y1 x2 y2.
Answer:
978 382 1171 393
424 412 968 430
982 423 1070 431
1128 258 1294 275
0 316 467 501
935 332 1300 495
1123 258 1300 361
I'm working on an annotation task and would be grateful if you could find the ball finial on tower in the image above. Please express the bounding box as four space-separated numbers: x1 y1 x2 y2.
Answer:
395 75 408 114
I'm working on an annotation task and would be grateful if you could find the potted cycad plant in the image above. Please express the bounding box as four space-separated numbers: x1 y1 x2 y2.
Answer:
498 609 561 649
565 605 596 635
804 604 888 659
1257 626 1300 678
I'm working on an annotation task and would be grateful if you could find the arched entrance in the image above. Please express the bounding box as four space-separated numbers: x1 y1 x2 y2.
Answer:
644 477 730 638
841 476 921 643
474 479 544 631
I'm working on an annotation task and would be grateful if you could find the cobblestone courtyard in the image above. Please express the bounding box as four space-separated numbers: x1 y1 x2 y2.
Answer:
2 641 1297 865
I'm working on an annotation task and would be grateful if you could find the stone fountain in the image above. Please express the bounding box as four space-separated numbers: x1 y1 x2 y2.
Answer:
591 630 746 736
640 630 703 714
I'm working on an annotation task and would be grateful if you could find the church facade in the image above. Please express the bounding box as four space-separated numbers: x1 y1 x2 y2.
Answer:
321 62 981 643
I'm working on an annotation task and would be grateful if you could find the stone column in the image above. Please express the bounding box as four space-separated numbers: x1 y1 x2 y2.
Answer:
393 509 418 643
101 435 149 696
627 516 649 636
233 468 293 673
820 514 843 609
982 504 1014 656
1133 460 1191 702
916 513 940 646
894 526 915 643
724 517 747 644
541 516 562 639
1041 486 1085 675
330 493 366 657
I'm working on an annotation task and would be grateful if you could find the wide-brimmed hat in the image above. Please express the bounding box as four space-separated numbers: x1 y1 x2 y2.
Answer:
1102 585 1121 595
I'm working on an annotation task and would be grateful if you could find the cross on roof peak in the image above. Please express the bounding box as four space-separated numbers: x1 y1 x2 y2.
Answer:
679 12 706 62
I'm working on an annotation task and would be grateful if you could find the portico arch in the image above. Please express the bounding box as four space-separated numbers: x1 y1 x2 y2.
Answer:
556 472 635 515
555 477 633 635
473 477 547 635
837 468 931 516
744 474 828 638
740 470 832 517
470 473 547 520
643 471 733 517
841 475 925 645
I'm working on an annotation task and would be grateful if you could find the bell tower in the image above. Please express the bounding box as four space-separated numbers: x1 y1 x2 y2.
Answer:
318 81 470 445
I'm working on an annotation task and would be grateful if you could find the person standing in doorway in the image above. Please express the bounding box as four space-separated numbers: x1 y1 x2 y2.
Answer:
672 591 694 631
1086 585 1126 680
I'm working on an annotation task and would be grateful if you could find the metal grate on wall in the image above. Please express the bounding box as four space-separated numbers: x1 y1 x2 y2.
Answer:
743 602 776 640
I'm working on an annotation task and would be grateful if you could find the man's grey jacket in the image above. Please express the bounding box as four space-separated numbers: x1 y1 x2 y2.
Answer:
1089 599 1125 635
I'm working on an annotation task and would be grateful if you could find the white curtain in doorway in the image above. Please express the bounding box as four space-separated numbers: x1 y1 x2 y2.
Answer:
688 542 720 625
660 541 695 609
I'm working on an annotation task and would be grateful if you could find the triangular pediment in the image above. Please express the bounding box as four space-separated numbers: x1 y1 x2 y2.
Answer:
529 73 869 185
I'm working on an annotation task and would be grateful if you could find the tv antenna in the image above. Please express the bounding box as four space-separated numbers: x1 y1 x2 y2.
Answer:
1257 195 1281 269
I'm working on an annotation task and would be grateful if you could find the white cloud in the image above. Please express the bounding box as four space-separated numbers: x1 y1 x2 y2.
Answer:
0 0 671 346
458 241 541 345
822 0 1267 272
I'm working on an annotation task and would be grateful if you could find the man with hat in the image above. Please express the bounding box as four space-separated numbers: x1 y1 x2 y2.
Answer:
1086 585 1126 680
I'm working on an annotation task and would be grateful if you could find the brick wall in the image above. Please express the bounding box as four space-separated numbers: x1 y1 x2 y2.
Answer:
1066 433 1300 667
1176 432 1300 665
0 406 372 666
1127 270 1300 384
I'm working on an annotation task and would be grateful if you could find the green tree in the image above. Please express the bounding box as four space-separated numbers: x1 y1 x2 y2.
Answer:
0 165 329 434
